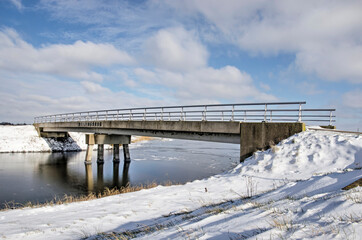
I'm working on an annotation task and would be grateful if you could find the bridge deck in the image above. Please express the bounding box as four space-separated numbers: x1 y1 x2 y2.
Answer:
33 102 333 161
35 120 241 143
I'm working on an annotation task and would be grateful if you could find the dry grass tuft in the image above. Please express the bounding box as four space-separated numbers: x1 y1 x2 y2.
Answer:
268 216 295 232
1 181 177 211
342 178 362 191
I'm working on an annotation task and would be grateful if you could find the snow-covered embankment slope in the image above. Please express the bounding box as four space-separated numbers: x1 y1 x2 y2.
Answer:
0 130 361 239
0 125 86 152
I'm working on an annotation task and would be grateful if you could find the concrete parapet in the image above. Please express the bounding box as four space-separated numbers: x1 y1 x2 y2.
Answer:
240 122 305 161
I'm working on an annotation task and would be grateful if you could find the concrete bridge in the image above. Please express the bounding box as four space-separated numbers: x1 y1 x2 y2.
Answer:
33 102 335 163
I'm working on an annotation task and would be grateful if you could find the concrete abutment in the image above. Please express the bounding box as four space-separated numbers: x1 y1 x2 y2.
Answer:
239 122 305 161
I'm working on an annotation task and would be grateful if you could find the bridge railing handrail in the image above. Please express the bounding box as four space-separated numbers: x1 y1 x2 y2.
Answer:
34 101 336 125
35 101 306 117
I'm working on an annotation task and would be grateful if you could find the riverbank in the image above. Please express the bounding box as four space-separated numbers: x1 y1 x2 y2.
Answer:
0 125 153 153
0 129 361 239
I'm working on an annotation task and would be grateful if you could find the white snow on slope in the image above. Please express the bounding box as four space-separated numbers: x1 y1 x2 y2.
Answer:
0 125 84 152
0 130 361 240
233 130 361 180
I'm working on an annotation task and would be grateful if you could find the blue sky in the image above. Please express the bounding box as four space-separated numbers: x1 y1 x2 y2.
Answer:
0 0 361 130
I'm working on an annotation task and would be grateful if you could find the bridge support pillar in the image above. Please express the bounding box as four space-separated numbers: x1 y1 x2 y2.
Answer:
123 144 131 162
113 144 120 163
97 144 104 164
85 134 95 164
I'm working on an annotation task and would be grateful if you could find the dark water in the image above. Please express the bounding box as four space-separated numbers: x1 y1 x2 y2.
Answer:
0 139 239 208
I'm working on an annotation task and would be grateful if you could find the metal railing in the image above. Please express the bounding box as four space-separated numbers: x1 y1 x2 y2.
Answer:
34 101 336 125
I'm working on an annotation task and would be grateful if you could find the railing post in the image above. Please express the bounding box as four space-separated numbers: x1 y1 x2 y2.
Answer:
161 108 164 121
143 109 146 121
105 111 108 121
96 112 99 121
181 107 184 121
222 111 224 121
155 112 157 120
130 110 132 120
168 112 171 121
202 106 207 121
298 103 302 122
244 111 246 122
264 104 267 122
231 105 234 121
270 110 273 122
117 110 119 120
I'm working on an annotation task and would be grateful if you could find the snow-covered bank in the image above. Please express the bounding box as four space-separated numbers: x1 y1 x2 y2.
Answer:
0 130 361 239
0 125 85 152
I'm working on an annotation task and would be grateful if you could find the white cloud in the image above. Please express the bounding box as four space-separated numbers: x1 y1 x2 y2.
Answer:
295 44 362 83
143 27 208 72
0 71 166 123
137 26 276 102
81 81 110 94
37 0 362 83
135 66 276 102
164 0 362 83
9 0 23 10
0 28 135 81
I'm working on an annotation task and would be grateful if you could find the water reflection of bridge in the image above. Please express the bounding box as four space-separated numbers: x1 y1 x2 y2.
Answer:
37 152 131 193
85 161 130 192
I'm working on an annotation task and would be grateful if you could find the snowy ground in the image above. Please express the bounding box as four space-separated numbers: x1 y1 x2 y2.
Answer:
0 125 85 152
0 128 361 239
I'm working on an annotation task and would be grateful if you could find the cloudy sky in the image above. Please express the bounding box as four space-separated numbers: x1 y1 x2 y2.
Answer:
0 0 361 130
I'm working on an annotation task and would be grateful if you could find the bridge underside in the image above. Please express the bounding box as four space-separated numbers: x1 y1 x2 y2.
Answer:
34 121 305 161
